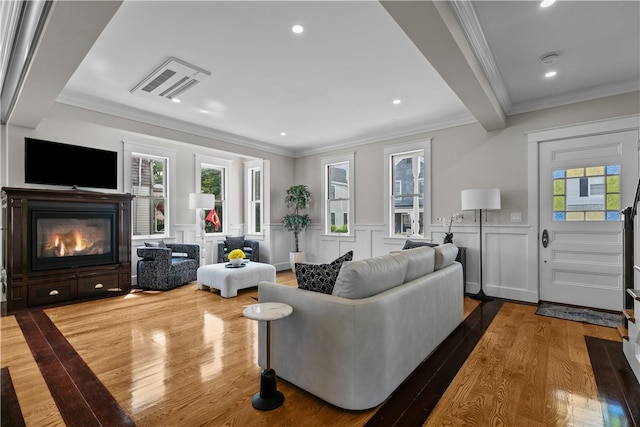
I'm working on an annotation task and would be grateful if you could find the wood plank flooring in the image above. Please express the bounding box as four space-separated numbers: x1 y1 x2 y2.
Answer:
1 271 637 426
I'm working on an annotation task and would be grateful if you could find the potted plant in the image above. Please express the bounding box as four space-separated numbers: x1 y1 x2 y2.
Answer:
283 184 312 271
442 212 463 244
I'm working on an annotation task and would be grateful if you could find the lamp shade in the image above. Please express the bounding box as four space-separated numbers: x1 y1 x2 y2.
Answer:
189 193 215 209
461 188 501 211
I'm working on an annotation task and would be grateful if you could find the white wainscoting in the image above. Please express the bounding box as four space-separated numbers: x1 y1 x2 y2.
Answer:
269 222 538 303
434 224 535 302
259 222 538 304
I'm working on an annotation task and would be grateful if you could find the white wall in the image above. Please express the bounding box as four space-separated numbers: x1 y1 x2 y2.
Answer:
1 92 638 301
291 91 640 301
0 104 296 283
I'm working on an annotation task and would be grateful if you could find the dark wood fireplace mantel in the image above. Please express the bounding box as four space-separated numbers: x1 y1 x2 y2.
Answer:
2 187 134 312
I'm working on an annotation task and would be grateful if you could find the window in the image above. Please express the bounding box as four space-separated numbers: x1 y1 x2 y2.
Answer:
198 162 226 234
125 142 174 239
248 165 262 233
553 164 621 221
385 140 431 238
322 154 354 235
196 154 230 234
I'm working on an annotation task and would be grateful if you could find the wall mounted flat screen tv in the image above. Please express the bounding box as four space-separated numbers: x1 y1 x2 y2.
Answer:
25 138 118 190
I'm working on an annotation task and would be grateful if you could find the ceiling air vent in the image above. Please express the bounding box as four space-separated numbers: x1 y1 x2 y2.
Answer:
131 57 211 100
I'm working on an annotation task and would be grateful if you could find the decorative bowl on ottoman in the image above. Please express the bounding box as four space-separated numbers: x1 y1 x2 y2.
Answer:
230 258 243 267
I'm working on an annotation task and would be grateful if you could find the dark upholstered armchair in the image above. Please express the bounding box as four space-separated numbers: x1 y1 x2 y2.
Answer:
217 236 260 263
137 243 200 290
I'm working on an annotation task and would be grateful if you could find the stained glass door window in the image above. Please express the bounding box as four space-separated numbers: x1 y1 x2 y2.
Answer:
552 164 620 221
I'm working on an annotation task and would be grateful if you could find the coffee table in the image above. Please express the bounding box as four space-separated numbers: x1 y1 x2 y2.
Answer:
197 261 276 298
243 302 293 410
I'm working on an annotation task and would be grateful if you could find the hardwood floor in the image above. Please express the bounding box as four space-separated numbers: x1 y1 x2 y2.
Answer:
1 271 636 426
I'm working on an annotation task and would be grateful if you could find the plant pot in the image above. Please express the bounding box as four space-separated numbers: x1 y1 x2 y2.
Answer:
289 252 305 272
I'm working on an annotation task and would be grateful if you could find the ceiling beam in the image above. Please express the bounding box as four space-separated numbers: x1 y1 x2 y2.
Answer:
7 0 122 128
381 0 506 132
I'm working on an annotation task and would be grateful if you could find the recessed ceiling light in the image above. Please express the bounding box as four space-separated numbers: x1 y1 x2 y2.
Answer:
545 71 557 78
171 98 181 103
392 99 402 105
280 132 287 136
540 0 556 7
292 24 304 34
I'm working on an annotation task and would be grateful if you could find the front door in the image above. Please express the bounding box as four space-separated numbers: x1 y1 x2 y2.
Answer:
539 130 638 311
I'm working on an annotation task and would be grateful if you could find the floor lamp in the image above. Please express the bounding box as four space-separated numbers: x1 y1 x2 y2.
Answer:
461 188 501 301
189 193 215 265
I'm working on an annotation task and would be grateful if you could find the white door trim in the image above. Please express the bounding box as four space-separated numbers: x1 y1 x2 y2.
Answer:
526 114 640 303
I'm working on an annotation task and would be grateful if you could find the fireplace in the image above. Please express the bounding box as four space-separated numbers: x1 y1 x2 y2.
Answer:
30 201 118 272
2 187 133 312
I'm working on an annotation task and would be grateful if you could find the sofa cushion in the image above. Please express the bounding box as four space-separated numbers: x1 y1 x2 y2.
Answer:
332 252 408 299
434 243 459 270
295 262 342 294
171 252 189 258
392 246 435 282
225 236 245 251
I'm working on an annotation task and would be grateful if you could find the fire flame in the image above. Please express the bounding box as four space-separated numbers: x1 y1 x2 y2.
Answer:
53 231 87 257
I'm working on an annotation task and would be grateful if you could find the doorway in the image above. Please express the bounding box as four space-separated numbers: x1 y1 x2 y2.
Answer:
539 130 638 310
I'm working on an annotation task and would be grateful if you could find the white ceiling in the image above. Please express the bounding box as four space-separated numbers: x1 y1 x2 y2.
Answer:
18 1 640 157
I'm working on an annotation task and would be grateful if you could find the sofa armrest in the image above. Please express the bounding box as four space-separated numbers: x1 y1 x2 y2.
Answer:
166 243 199 261
136 247 171 262
244 240 259 261
217 242 226 263
256 263 463 410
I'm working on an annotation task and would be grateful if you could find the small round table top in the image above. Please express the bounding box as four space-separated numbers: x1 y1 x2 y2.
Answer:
242 302 293 321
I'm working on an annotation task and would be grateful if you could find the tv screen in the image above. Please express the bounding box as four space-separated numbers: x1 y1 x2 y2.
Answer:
25 138 118 190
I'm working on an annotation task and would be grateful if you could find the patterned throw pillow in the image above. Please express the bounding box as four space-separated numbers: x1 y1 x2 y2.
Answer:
225 236 245 252
296 251 353 294
144 240 166 248
330 250 353 266
296 262 342 294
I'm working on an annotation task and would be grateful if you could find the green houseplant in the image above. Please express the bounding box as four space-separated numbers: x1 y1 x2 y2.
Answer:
283 184 312 270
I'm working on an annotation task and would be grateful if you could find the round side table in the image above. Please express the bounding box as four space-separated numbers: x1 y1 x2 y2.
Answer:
242 302 293 410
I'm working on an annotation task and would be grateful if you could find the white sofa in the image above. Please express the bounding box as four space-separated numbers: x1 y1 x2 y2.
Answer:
257 243 463 410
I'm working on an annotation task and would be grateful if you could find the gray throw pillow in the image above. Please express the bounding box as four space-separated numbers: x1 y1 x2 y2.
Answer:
225 236 245 252
144 240 166 248
402 240 438 250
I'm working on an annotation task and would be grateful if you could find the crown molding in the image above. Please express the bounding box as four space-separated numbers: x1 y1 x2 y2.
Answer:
56 90 296 157
57 89 478 159
448 0 512 114
292 112 477 158
508 81 640 116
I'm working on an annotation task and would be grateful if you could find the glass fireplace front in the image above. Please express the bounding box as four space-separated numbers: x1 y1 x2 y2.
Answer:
29 201 118 272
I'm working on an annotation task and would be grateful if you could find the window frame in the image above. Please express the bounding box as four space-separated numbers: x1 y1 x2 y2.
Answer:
245 159 264 236
321 153 354 236
384 139 432 239
195 154 230 236
124 141 175 241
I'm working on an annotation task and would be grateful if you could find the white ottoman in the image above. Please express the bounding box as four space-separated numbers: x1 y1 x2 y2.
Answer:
197 262 276 298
